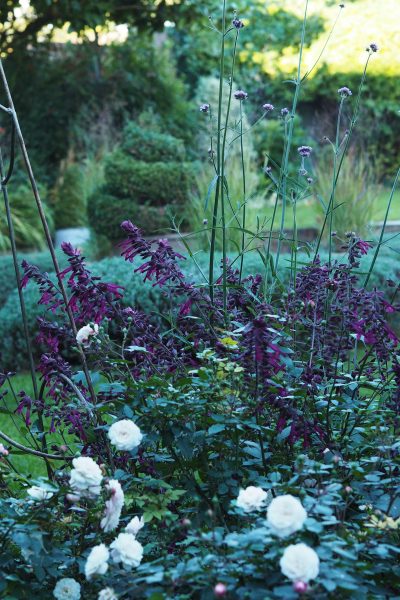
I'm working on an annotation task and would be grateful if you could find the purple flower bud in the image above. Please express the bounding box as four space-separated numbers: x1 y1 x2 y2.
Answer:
234 90 248 100
203 218 208 225
214 583 227 597
264 166 272 175
338 86 352 98
199 103 210 113
263 103 274 112
293 581 308 594
298 145 312 157
232 17 244 29
281 107 290 117
339 3 345 8
368 42 378 53
307 177 314 184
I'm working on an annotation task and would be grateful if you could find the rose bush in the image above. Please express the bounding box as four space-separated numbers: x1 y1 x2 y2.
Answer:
0 3 399 599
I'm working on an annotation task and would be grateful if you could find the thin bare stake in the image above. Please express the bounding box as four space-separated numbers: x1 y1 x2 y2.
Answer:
0 59 97 406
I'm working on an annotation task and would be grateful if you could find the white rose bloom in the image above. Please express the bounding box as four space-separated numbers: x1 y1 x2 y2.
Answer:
125 515 145 537
280 543 320 582
267 494 307 537
101 479 125 533
69 456 103 497
76 324 99 345
108 419 143 451
236 486 269 512
98 588 118 600
53 577 81 600
85 544 109 580
110 533 143 569
27 485 54 501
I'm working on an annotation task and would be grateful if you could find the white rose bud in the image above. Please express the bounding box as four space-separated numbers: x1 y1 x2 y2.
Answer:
27 485 54 501
125 515 145 537
76 323 99 345
69 456 103 497
267 494 307 537
85 544 109 580
110 533 143 569
108 419 143 451
236 486 269 512
280 543 320 583
53 578 81 600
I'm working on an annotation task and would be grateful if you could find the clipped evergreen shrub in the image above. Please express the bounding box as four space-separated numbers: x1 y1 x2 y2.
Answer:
88 127 197 240
52 164 88 229
88 190 179 242
121 123 185 163
103 150 195 205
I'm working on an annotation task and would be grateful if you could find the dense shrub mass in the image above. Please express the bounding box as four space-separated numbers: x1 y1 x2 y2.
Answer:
1 248 399 371
88 128 197 239
0 224 399 598
121 123 186 163
52 164 88 229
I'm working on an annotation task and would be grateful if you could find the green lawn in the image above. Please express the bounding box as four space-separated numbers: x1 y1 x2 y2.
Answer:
244 188 400 232
0 373 69 479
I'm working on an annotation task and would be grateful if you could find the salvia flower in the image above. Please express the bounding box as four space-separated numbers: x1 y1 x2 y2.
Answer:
110 533 144 569
280 543 320 583
53 578 81 600
101 479 125 533
108 419 143 451
232 17 244 29
267 494 307 537
298 146 312 157
263 103 274 112
234 90 248 100
85 544 110 580
199 103 210 113
236 486 269 512
338 86 352 97
120 221 186 288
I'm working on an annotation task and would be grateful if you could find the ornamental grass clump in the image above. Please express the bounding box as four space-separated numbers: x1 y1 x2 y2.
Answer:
0 1 399 599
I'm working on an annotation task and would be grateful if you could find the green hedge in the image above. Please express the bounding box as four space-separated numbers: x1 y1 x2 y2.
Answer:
103 150 195 205
87 190 180 242
121 123 185 163
0 250 66 309
52 164 88 229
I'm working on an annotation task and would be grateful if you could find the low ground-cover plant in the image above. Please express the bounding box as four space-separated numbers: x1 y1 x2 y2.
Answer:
0 2 400 599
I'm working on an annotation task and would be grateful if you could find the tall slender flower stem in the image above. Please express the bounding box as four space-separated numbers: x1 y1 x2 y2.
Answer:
328 97 345 265
239 99 246 282
314 54 372 258
364 167 400 287
209 0 226 306
274 0 309 275
219 26 239 318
